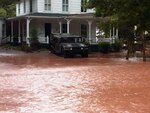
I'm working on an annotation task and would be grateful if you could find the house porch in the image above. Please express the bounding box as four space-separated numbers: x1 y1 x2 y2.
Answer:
7 13 98 46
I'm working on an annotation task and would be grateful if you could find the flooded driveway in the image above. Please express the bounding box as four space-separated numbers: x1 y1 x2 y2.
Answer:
0 51 150 113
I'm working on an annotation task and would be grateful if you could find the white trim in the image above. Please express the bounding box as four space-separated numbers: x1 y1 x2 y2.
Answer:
113 27 115 43
11 21 14 43
59 21 62 33
18 20 21 43
26 17 32 46
67 20 71 34
116 28 118 39
88 21 92 43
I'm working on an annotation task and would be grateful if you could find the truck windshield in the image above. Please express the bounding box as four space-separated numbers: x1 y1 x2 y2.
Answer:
61 37 82 43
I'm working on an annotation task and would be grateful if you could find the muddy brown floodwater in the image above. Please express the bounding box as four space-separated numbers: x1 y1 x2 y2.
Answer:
0 51 150 113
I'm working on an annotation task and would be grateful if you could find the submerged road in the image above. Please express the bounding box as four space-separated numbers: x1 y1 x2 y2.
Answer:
0 51 150 113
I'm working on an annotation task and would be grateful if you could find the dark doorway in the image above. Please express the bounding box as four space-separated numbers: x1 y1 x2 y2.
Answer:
45 23 51 44
30 0 33 12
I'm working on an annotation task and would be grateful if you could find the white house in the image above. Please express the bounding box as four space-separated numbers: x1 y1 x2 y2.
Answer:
6 0 98 46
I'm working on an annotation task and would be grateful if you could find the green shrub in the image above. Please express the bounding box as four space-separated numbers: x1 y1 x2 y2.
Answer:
30 29 40 50
1 44 21 50
1 44 12 49
21 44 32 53
111 40 123 52
98 42 111 53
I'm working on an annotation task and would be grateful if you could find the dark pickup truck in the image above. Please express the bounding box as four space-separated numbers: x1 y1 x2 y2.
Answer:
50 33 89 58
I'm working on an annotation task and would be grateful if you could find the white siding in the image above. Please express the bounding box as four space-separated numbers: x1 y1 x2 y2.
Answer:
16 0 38 16
26 0 30 14
33 0 95 14
69 0 81 14
51 0 62 13
16 0 24 16
37 0 44 12
32 0 38 12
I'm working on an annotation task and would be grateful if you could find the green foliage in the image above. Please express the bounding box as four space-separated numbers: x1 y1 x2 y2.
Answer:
0 8 6 17
1 43 22 51
83 41 90 46
0 0 19 7
111 40 123 52
21 44 32 53
30 29 40 50
98 42 111 53
5 4 16 17
88 0 150 34
0 0 19 17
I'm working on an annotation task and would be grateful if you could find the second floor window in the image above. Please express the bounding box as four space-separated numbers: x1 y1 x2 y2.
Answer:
62 0 68 12
30 0 32 12
45 0 51 11
23 0 26 13
81 0 87 12
18 2 20 14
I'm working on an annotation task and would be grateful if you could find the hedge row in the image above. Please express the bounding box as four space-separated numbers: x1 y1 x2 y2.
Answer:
88 40 123 53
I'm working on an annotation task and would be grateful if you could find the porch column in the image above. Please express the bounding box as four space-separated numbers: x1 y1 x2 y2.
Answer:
113 27 115 43
18 20 21 43
26 17 32 46
66 19 71 34
88 21 92 43
110 29 112 38
116 28 118 39
59 21 62 34
11 21 14 43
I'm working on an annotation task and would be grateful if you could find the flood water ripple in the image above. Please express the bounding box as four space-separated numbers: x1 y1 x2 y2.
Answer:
0 52 150 113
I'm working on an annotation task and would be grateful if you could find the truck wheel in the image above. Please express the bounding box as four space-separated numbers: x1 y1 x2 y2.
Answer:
63 52 68 58
81 53 88 58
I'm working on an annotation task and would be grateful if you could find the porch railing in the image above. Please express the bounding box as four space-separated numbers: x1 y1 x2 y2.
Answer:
84 38 113 44
38 36 49 44
1 36 10 44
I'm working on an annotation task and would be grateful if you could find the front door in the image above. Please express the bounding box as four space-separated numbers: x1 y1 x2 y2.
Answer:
45 23 51 44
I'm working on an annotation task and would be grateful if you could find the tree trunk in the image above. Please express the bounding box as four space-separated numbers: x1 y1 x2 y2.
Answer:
142 35 146 61
126 45 130 60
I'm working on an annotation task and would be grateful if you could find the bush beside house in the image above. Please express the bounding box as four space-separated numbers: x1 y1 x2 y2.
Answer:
98 42 111 53
98 39 123 53
30 29 40 50
111 40 123 52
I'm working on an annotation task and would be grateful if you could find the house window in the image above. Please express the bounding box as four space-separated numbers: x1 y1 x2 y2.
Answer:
62 24 67 33
45 0 51 11
81 0 87 12
24 0 26 13
62 0 68 12
81 24 87 38
30 0 32 12
18 2 20 14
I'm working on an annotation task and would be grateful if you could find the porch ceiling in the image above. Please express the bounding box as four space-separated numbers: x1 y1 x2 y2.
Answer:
7 13 99 21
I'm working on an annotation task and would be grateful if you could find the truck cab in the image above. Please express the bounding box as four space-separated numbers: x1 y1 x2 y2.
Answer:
50 33 89 58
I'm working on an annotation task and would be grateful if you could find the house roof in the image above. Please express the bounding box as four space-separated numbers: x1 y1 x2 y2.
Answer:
7 12 98 20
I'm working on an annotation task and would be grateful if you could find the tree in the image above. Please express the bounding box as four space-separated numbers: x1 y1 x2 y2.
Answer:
0 0 19 7
0 0 19 17
0 8 7 17
88 0 150 61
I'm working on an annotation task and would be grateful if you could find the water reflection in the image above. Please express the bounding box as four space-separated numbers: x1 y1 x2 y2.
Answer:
0 52 150 113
